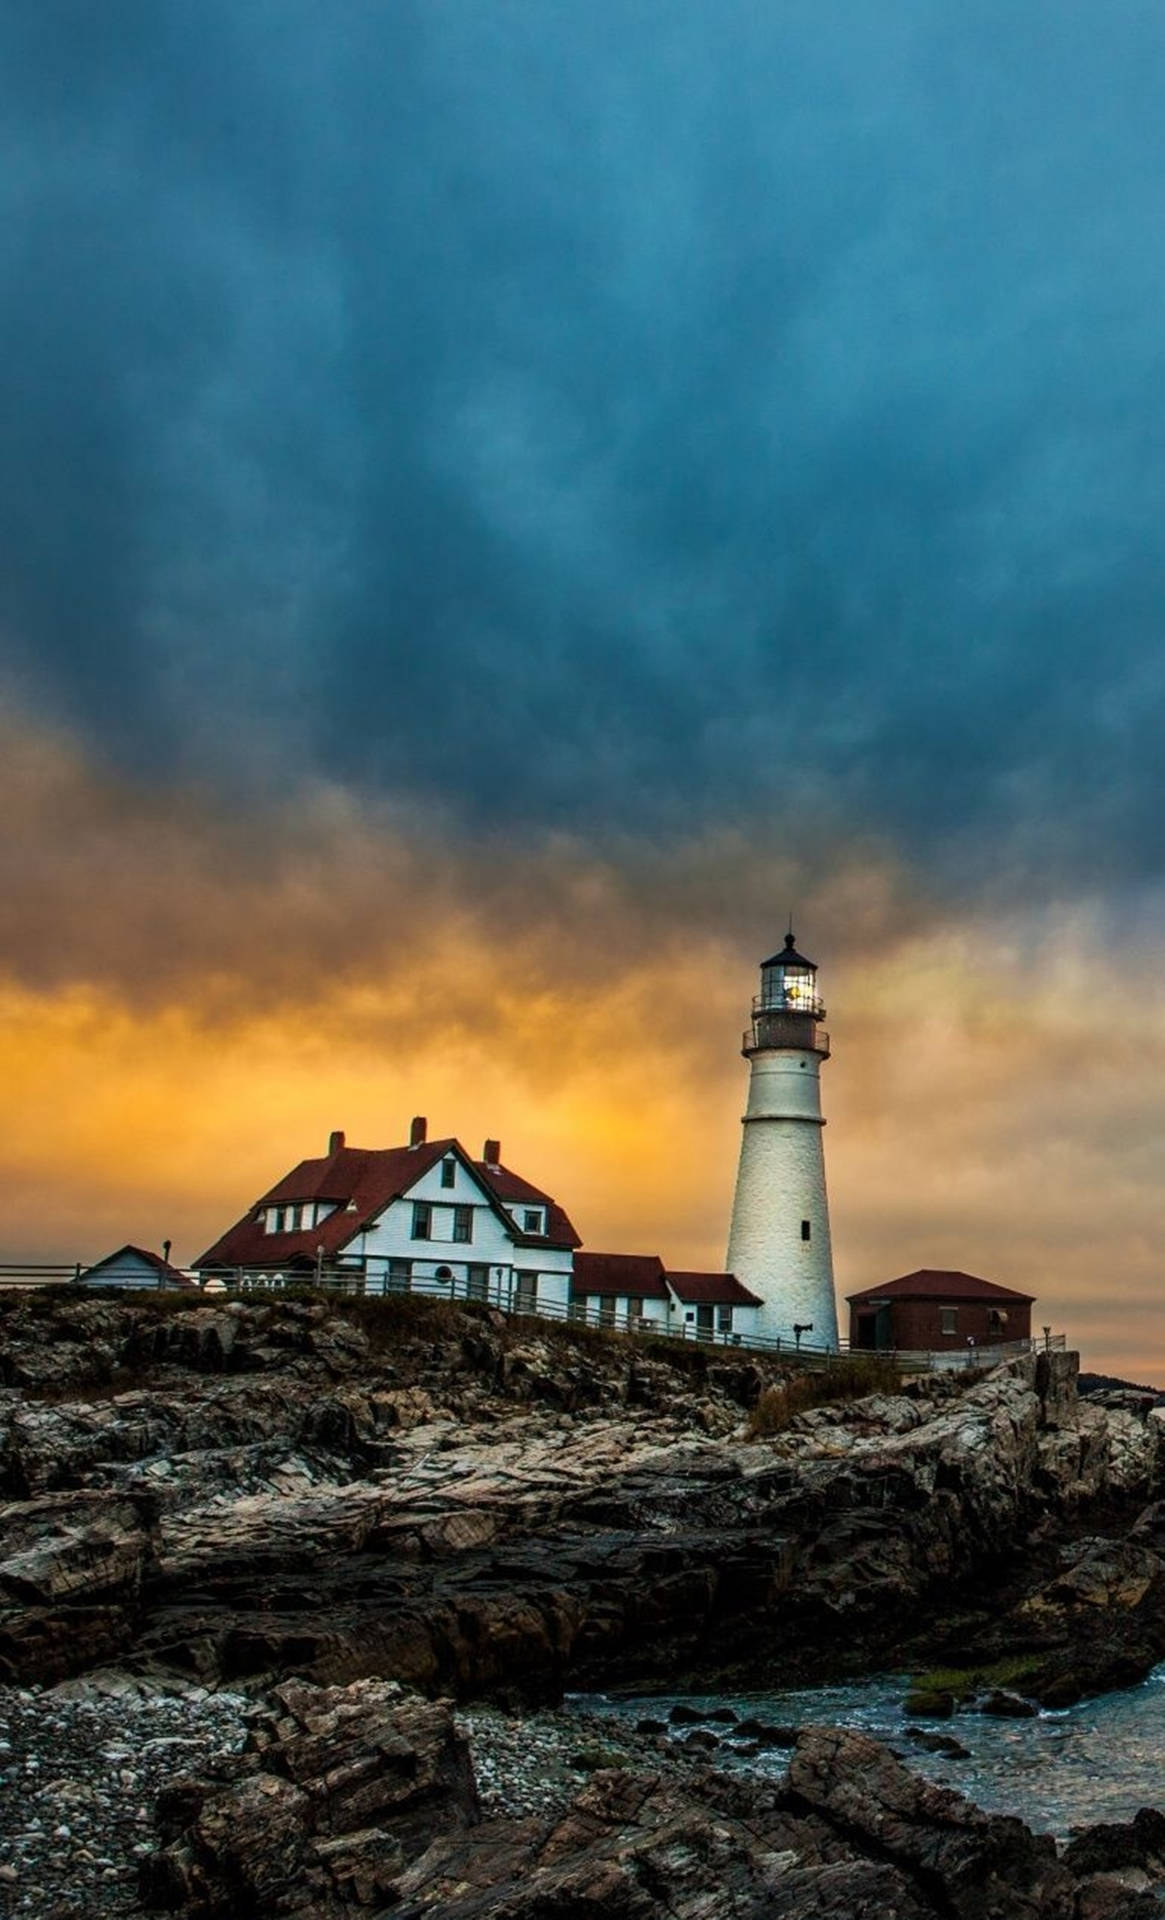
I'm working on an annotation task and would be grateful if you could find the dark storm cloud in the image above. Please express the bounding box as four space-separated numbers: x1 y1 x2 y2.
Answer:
4 1 1165 894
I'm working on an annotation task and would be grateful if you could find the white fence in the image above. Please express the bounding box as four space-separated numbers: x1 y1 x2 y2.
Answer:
0 1262 1067 1373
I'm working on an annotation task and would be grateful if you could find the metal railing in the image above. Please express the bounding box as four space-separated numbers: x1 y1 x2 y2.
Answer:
743 1017 830 1055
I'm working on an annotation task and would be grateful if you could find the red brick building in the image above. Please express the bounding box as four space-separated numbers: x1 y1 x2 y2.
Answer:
847 1269 1034 1355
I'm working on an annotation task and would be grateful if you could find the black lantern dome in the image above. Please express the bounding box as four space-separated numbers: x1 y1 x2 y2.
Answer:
758 931 824 1017
745 930 829 1055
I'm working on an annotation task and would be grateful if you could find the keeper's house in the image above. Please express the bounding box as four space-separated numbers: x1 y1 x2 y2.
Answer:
847 1269 1034 1355
193 1118 579 1317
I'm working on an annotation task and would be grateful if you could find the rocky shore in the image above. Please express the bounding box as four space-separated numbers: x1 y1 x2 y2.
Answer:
1 1286 1164 1915
9 1672 1165 1919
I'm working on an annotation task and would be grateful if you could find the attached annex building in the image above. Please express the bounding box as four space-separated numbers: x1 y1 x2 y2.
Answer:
571 1252 762 1341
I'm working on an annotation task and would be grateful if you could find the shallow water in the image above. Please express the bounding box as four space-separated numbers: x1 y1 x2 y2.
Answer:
578 1664 1165 1843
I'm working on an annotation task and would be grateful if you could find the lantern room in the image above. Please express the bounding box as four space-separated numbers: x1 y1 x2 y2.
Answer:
758 932 825 1018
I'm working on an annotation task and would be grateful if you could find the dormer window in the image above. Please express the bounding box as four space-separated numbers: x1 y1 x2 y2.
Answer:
522 1209 543 1234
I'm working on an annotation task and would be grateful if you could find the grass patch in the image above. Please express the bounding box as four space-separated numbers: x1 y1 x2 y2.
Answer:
908 1655 1046 1703
746 1354 903 1436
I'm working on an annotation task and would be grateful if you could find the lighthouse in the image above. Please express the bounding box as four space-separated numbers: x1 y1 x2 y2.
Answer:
724 932 839 1349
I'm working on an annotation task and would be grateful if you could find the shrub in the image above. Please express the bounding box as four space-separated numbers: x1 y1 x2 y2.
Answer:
745 1354 903 1437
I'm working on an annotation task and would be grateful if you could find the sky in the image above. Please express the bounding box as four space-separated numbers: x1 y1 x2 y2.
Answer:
3 1 1165 1379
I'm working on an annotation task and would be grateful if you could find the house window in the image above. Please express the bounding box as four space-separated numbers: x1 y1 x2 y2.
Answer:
522 1209 543 1234
467 1264 489 1301
441 1158 456 1189
452 1205 473 1244
434 1265 454 1286
569 1297 587 1323
626 1297 644 1329
598 1294 616 1328
387 1259 412 1293
515 1271 538 1312
411 1202 432 1240
272 1207 286 1234
940 1307 958 1336
801 1220 811 1242
987 1308 1008 1336
717 1306 733 1333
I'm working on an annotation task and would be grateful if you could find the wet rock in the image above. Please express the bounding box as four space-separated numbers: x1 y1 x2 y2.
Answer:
733 1717 799 1747
977 1688 1038 1718
904 1726 972 1758
902 1688 957 1719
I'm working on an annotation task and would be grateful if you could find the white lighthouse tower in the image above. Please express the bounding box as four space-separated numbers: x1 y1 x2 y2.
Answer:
725 932 839 1349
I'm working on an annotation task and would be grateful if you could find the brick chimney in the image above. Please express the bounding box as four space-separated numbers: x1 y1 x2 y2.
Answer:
328 1130 345 1155
483 1138 501 1166
410 1115 428 1148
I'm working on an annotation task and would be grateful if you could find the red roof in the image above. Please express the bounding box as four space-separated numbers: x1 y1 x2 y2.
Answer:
847 1269 1035 1306
195 1136 580 1271
571 1252 670 1300
471 1161 581 1250
666 1270 762 1308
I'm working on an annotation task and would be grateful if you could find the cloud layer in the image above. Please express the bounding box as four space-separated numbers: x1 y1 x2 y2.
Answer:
4 3 1165 891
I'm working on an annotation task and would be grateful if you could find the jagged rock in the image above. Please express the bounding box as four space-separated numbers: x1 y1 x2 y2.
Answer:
141 1679 477 1915
388 1757 940 1920
0 1489 158 1682
1063 1808 1165 1878
786 1725 1076 1917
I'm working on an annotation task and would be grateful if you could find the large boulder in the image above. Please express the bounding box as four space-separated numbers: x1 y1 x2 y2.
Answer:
142 1680 478 1915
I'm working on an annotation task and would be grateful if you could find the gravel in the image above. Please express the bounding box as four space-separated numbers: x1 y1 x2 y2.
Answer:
456 1703 709 1820
0 1673 248 1919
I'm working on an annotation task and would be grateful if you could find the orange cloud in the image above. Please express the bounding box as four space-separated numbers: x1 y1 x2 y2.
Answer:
2 714 1163 1382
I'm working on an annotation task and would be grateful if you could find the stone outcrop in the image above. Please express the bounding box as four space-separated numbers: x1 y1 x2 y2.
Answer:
141 1680 478 1916
0 1487 158 1683
0 1288 1163 1702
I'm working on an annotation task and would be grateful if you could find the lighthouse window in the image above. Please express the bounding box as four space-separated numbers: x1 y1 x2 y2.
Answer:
801 1219 811 1242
